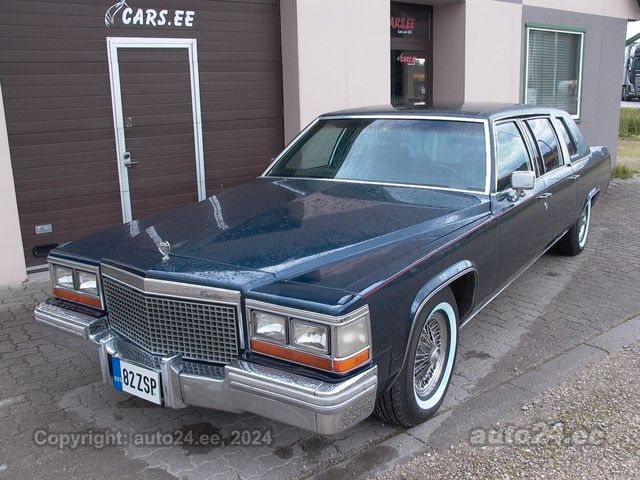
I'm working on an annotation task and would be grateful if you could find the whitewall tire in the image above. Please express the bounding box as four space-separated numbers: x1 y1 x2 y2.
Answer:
557 197 592 256
374 287 458 427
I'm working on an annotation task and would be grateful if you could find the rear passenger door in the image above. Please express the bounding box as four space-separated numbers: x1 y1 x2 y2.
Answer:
523 117 577 247
554 116 583 222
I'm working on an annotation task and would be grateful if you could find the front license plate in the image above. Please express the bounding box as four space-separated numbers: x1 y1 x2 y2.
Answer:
111 357 162 405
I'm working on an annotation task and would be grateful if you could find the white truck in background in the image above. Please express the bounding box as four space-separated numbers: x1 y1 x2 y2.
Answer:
622 42 640 101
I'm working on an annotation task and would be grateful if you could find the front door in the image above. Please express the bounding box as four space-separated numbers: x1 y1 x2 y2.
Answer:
493 120 549 286
107 38 205 223
391 50 428 105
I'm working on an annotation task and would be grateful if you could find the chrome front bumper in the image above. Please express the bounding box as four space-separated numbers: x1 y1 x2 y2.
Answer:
34 302 377 435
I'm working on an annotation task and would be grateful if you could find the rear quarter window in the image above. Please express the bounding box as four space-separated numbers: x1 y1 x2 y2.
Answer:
556 118 577 157
562 115 588 157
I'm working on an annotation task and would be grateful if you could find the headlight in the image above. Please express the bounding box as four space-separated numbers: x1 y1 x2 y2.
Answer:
49 260 103 309
250 311 287 344
53 266 74 289
291 320 329 354
335 316 369 357
247 302 371 373
77 270 98 296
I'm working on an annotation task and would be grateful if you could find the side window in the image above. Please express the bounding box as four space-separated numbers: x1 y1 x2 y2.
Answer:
285 124 344 171
495 122 533 191
556 118 577 157
526 118 562 173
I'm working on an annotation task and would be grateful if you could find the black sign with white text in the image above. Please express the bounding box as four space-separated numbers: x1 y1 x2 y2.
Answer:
390 2 430 39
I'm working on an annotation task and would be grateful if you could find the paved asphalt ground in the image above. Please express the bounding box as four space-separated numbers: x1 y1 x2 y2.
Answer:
1 176 639 480
378 337 640 479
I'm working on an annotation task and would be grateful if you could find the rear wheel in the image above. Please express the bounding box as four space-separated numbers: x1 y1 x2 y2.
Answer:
374 287 458 427
557 198 591 256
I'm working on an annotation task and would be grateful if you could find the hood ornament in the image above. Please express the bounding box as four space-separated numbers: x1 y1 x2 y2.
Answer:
145 226 171 262
158 241 171 261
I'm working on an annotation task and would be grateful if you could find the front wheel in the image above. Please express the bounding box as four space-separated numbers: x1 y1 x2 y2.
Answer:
557 198 592 256
374 287 458 427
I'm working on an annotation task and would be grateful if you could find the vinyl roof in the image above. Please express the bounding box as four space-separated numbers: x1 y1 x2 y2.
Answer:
321 103 568 121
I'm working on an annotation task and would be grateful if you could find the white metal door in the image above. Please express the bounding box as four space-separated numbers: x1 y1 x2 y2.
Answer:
107 37 205 223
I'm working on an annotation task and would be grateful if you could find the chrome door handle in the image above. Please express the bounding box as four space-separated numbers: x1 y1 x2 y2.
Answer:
537 192 553 200
569 174 580 181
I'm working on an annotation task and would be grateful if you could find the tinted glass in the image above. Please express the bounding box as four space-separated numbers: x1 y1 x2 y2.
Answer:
527 118 562 173
556 118 577 156
268 119 487 192
495 122 533 191
391 50 427 106
277 123 343 170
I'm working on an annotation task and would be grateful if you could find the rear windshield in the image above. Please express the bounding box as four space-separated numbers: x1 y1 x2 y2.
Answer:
266 118 488 192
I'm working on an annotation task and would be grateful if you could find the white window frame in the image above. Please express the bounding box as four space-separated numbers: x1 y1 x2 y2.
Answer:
106 37 206 223
524 26 585 120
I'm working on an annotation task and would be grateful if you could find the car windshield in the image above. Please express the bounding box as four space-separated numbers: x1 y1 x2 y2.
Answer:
266 118 488 192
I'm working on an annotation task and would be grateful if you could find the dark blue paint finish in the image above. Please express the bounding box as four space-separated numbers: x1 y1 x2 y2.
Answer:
53 178 486 303
49 104 612 391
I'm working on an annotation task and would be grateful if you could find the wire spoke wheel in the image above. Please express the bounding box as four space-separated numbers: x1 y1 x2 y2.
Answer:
413 310 449 399
578 200 591 248
374 289 458 427
557 197 593 256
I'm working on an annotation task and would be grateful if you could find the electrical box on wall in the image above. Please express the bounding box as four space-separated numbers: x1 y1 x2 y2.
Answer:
35 224 53 235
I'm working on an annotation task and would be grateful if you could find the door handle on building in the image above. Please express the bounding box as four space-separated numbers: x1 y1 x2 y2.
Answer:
123 152 139 167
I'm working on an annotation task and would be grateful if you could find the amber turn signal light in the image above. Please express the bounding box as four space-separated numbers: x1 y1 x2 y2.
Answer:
332 349 370 373
53 287 103 309
250 339 370 373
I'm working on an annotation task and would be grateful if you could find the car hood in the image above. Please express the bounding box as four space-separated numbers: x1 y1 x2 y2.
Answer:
54 178 490 292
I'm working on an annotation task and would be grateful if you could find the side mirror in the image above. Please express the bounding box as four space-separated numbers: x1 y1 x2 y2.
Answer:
509 171 535 201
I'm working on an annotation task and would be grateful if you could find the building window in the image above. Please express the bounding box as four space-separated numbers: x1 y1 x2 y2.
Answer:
524 26 584 119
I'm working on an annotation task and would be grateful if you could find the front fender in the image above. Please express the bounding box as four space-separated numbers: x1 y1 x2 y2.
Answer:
383 260 478 391
408 260 477 322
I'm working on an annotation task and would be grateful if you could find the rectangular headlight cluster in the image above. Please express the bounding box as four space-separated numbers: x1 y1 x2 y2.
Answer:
247 302 371 374
49 260 103 309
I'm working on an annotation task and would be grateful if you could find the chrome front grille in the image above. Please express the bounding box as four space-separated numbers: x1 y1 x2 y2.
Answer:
102 274 239 364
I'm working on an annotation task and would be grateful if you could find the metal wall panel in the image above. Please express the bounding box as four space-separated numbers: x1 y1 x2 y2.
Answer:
0 0 284 267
